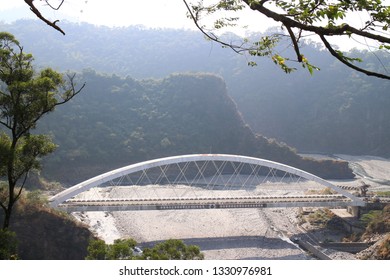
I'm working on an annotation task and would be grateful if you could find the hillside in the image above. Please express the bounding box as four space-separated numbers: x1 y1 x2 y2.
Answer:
37 71 352 184
1 197 94 260
2 20 390 156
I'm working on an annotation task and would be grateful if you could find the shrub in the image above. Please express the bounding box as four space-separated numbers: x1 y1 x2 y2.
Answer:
0 229 18 259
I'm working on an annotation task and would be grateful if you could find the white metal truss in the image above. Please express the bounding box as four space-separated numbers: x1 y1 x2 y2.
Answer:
49 154 365 211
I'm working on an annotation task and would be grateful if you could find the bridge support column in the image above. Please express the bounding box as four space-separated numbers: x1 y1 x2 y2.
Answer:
347 206 360 218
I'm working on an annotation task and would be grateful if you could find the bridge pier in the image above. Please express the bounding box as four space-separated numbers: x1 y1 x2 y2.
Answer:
347 206 360 218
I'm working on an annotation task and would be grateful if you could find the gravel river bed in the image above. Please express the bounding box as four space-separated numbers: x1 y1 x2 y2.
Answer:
72 154 390 260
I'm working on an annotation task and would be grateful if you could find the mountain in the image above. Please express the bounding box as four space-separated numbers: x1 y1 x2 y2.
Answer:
2 20 390 156
37 71 353 184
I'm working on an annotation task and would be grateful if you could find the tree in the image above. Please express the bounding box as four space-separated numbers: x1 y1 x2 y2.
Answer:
0 32 84 229
182 0 390 80
85 239 107 260
106 238 138 260
140 239 204 260
0 229 18 259
85 238 204 260
86 238 138 260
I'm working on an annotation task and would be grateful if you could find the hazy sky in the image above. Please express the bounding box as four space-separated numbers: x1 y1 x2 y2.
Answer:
1 1 185 27
0 0 270 32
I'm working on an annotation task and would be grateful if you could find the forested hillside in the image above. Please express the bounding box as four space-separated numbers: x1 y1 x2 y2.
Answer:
36 71 352 183
231 49 390 155
2 20 389 156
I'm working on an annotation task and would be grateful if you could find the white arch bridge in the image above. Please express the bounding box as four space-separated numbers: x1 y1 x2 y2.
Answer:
49 154 365 212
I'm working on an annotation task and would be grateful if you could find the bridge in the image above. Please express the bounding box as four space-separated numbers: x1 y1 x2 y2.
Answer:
49 154 365 212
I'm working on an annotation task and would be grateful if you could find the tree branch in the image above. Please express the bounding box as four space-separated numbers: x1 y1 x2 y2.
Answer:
182 0 247 54
44 0 65 11
55 73 86 107
185 0 389 79
15 74 85 139
0 200 6 213
243 0 390 44
14 173 28 202
285 25 302 62
24 0 65 35
0 120 12 130
320 34 390 80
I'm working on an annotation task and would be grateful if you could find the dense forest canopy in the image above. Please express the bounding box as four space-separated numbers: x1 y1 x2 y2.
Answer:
37 71 352 183
3 20 388 157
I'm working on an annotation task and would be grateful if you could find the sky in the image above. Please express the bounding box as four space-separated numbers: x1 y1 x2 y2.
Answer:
0 0 270 32
0 1 185 28
0 0 388 51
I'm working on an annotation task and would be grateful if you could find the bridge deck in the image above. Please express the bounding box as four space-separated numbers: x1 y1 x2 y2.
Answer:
59 194 356 212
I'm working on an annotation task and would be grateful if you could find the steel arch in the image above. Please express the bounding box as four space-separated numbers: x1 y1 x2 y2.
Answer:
49 154 365 207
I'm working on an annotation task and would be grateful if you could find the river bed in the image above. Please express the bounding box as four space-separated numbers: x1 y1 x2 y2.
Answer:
72 154 390 259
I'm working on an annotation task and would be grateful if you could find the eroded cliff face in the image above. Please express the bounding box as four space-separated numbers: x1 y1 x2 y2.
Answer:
7 205 95 260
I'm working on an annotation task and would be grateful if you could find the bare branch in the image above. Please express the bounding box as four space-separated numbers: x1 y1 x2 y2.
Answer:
44 0 65 11
55 73 86 107
24 0 65 35
285 26 302 62
182 0 246 54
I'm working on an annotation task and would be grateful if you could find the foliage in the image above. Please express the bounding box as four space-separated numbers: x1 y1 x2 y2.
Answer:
305 208 335 228
361 210 382 226
25 190 48 207
361 205 390 234
0 229 18 259
106 239 138 260
85 239 107 260
86 238 204 260
86 238 139 260
358 218 390 260
0 32 83 229
140 239 204 260
183 0 390 79
306 187 336 195
375 191 390 197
